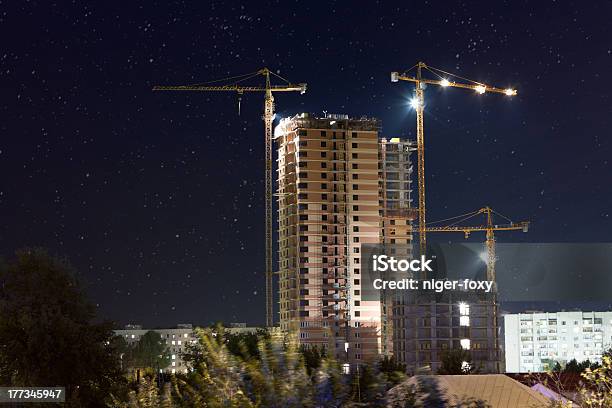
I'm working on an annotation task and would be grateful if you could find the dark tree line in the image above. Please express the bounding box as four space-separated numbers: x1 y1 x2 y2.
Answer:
0 248 128 406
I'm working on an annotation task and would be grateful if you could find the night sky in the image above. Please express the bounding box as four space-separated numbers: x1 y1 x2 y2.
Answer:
1 1 610 327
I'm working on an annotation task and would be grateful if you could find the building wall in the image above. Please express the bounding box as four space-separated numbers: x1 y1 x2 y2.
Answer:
275 113 382 365
378 137 415 356
504 311 612 372
114 324 197 374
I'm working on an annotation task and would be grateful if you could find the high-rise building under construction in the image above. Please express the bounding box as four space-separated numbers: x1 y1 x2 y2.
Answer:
274 113 414 365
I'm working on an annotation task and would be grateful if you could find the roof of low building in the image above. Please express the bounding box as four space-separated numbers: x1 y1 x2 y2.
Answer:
387 374 551 407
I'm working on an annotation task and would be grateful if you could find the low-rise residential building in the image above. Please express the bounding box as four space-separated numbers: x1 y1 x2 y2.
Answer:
504 311 612 372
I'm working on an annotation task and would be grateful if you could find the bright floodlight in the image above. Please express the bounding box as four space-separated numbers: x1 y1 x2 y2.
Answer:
505 88 517 96
475 85 486 94
409 97 420 109
440 78 450 87
479 251 488 263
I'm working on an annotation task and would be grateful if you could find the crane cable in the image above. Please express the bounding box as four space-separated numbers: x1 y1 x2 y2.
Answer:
427 208 514 228
426 209 481 226
425 64 486 86
189 70 261 87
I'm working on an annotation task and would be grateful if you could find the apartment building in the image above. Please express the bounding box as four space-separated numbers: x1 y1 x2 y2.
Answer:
114 324 197 374
504 311 612 372
378 137 415 356
275 113 382 365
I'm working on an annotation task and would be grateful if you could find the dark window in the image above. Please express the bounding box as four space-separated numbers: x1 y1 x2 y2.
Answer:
321 162 327 168
298 193 308 199
321 141 327 147
353 195 359 200
353 205 359 211
353 216 359 221
321 151 327 158
299 172 307 178
322 194 328 200
321 183 327 189
321 172 327 179
298 182 307 188
352 153 358 159
353 184 359 190
321 131 327 137
352 143 358 148
352 174 358 179
352 163 358 169
353 226 359 232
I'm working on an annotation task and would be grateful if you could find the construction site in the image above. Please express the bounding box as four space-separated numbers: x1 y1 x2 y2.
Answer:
154 62 528 373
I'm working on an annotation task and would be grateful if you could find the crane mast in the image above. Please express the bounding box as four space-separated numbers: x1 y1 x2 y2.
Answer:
263 71 275 328
415 63 426 257
153 68 307 328
391 62 517 258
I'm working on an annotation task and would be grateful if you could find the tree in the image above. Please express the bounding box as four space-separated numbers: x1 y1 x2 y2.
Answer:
438 348 475 375
563 358 598 373
579 355 612 408
131 331 170 372
0 248 126 407
300 345 325 376
378 356 407 387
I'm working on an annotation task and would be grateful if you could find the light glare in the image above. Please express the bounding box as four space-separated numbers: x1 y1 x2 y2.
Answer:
440 78 450 87
505 88 517 96
409 97 420 109
475 85 486 94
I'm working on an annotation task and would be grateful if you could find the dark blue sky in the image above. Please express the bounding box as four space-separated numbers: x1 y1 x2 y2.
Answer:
1 1 610 327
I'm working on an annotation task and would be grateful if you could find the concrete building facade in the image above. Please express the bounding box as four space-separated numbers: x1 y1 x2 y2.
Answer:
275 113 383 365
114 324 197 374
378 137 415 356
504 311 612 372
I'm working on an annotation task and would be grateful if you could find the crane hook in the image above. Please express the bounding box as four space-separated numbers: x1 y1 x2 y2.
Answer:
237 94 242 116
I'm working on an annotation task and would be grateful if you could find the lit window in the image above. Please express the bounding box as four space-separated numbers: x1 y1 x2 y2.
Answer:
178 340 182 345
460 338 471 350
131 334 135 339
460 316 470 326
183 333 188 338
172 369 176 374
172 362 176 367
172 354 176 360
459 303 470 316
172 341 176 345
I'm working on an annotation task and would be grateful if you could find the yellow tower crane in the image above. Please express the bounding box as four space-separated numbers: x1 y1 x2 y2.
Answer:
153 68 307 328
424 206 529 282
391 62 517 256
